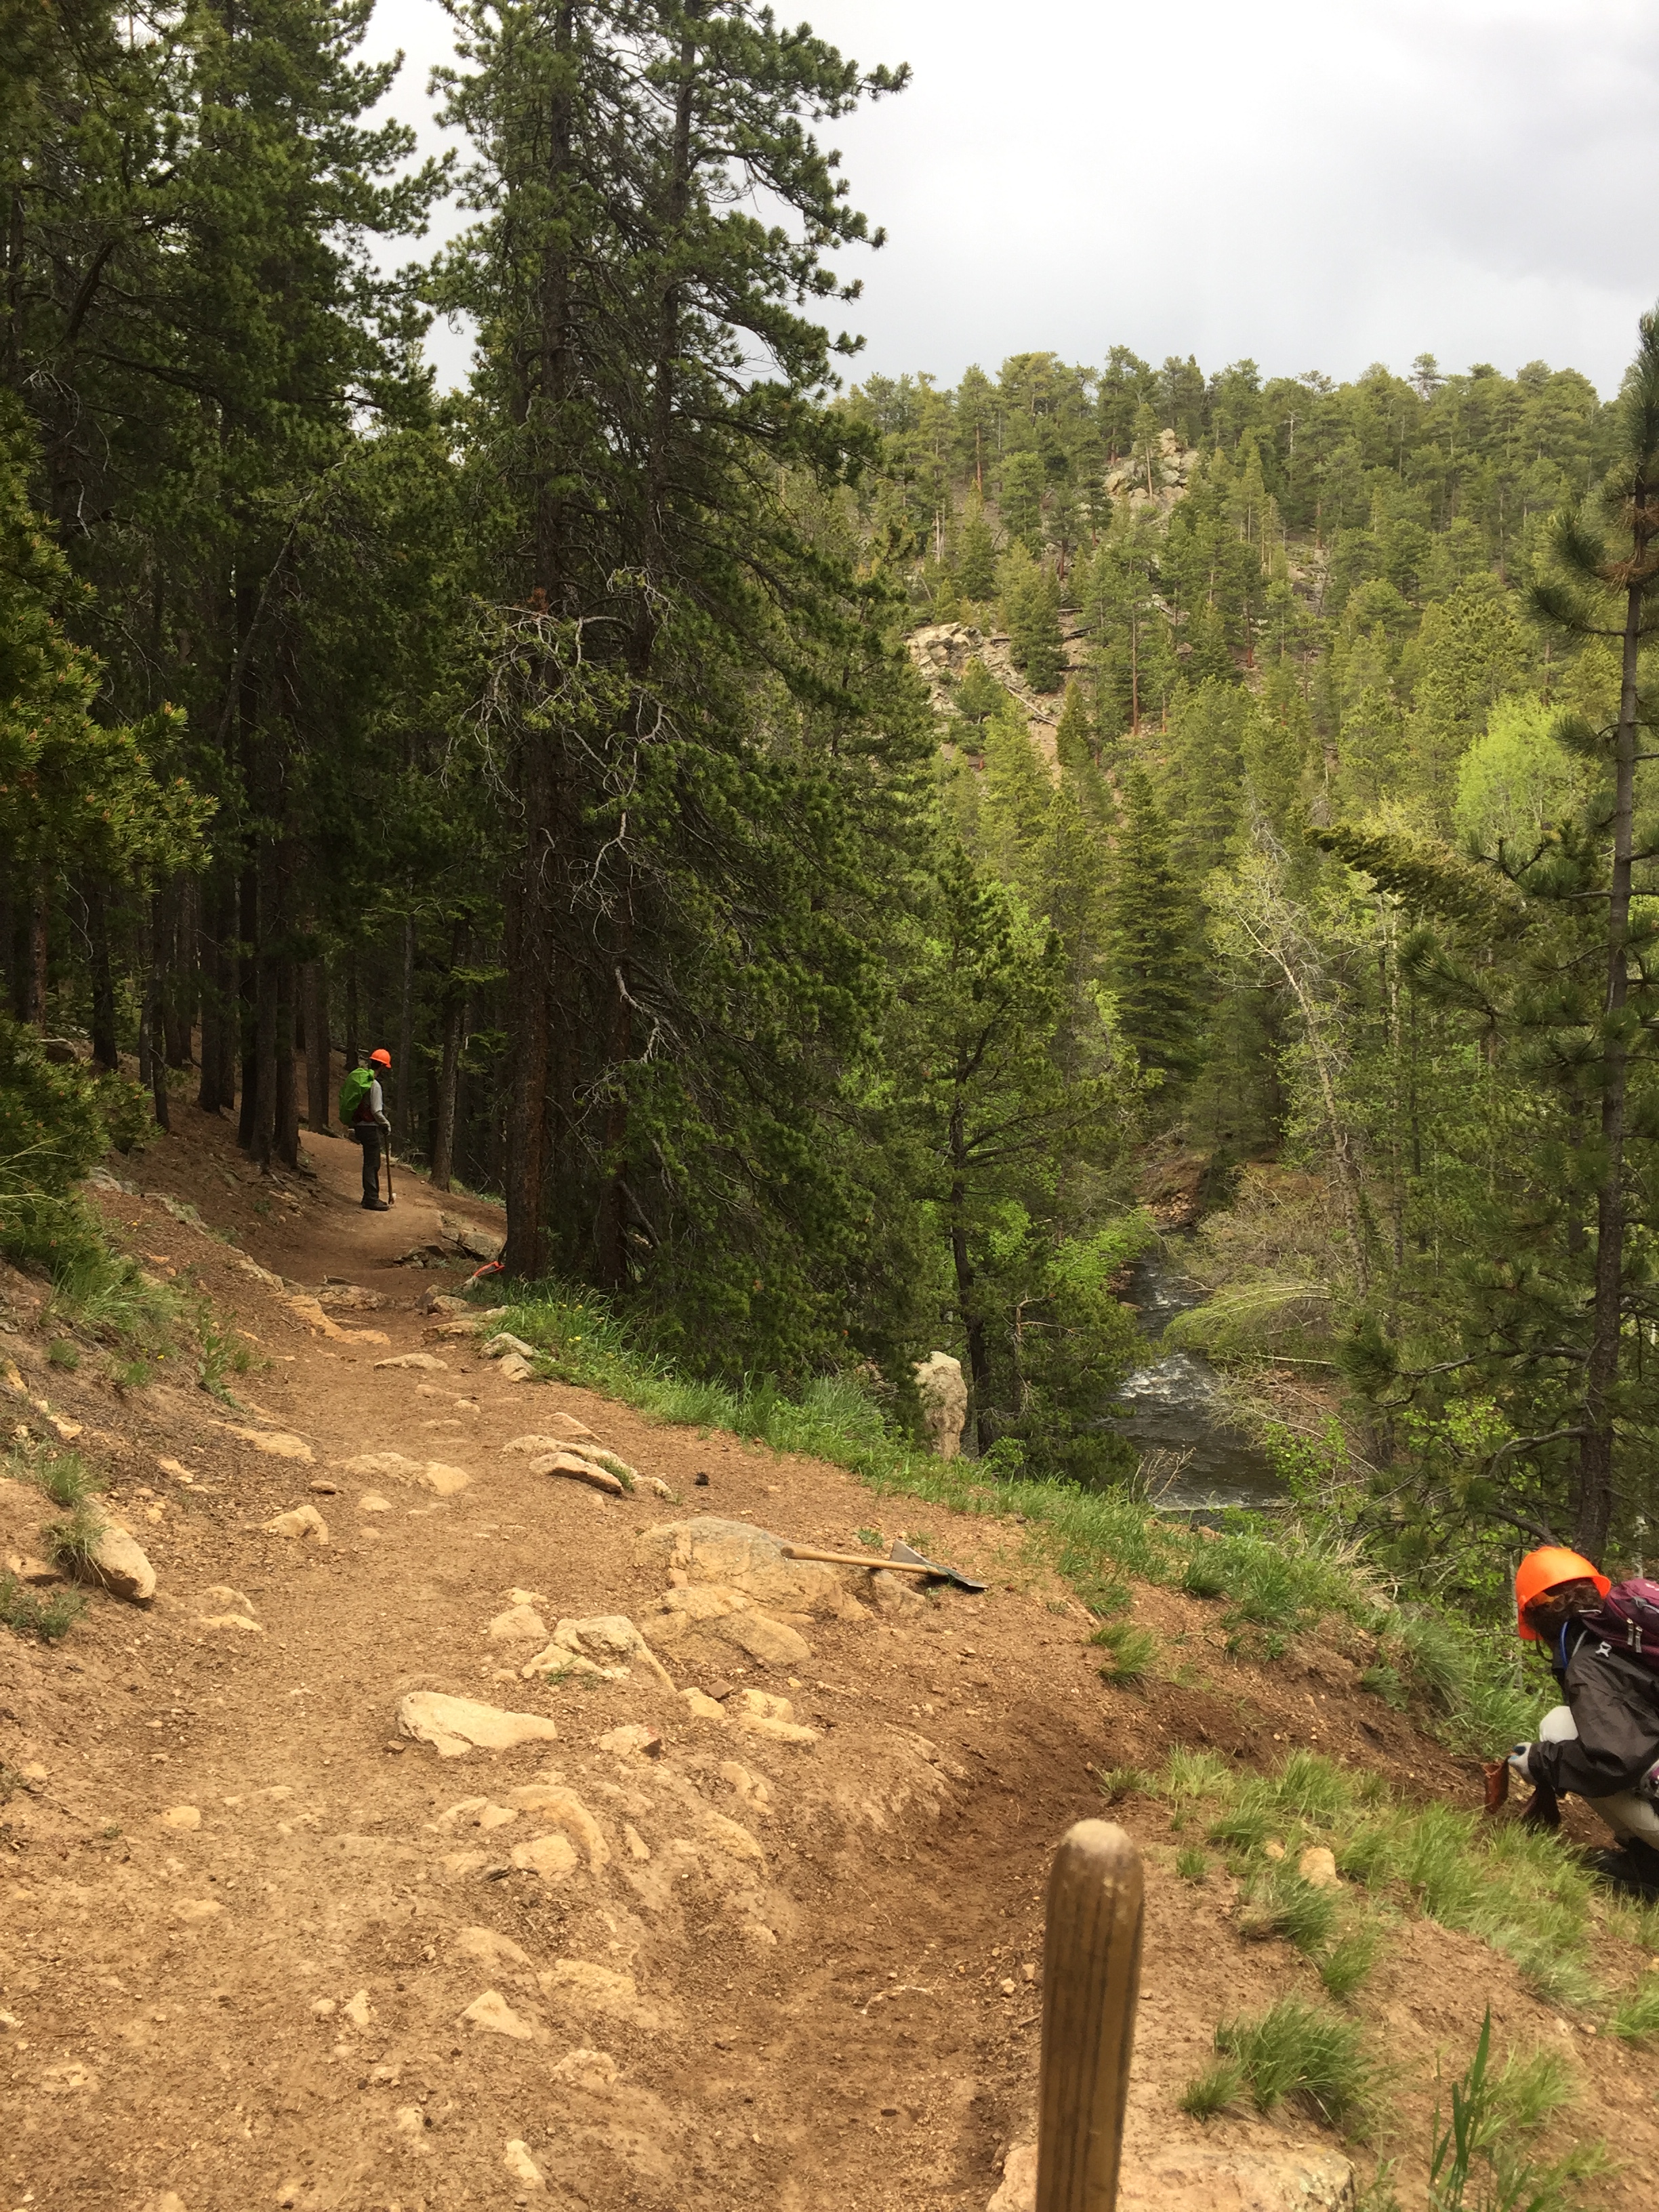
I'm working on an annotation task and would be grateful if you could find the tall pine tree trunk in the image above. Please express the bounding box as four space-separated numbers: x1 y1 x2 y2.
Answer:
394 912 415 1151
431 925 466 1191
275 952 299 1168
87 879 118 1069
949 1098 991 1454
304 958 331 1134
237 857 259 1148
24 881 48 1027
1576 571 1645 1556
502 0 575 1282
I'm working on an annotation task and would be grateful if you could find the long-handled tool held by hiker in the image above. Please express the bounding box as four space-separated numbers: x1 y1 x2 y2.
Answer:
382 1141 395 1208
780 1538 987 1593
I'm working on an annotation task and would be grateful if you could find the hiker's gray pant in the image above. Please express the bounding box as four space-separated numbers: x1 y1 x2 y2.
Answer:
357 1124 382 1204
1540 1704 1659 1845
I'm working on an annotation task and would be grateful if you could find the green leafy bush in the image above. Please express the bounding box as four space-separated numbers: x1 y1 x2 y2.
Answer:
0 1019 150 1273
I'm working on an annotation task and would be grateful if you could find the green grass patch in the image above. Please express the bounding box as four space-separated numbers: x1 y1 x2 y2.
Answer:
1606 1974 1659 2043
1426 2010 1601 2212
1148 1745 1613 2015
1091 1618 1158 1683
47 1245 182 1357
4 1443 106 1592
1093 1765 1151 1803
1237 1860 1340 1952
1214 1996 1377 2129
196 1309 253 1404
1178 2057 1243 2119
1318 1923 1382 2001
1174 1845 1209 1883
12 1442 104 1511
0 1569 84 1641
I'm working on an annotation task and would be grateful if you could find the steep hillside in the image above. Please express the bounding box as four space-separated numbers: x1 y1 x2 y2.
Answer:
2 1113 1658 2211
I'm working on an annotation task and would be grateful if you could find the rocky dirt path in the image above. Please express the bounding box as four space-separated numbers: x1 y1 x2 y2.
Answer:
3 1118 1659 2212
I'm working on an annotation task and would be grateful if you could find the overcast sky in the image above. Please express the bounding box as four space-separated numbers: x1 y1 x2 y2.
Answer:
365 0 1659 398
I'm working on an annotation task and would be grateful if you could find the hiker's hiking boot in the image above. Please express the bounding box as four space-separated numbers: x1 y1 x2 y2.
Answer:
361 1198 389 1211
1585 1842 1659 1899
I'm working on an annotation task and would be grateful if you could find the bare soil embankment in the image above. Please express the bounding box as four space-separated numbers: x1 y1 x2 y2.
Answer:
1 1108 1656 2211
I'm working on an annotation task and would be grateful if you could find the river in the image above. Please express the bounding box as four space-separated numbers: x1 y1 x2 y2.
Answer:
1104 1243 1284 1512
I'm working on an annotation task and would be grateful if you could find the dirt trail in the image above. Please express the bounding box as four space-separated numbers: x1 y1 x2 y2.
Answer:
2 1113 1658 2211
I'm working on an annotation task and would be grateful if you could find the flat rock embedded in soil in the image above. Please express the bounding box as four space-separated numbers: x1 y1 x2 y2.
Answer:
396 1689 561 1757
529 1450 623 1495
502 1417 598 1450
223 1425 314 1462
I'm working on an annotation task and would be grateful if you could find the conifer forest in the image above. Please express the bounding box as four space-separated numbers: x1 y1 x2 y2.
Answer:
7 0 1659 1596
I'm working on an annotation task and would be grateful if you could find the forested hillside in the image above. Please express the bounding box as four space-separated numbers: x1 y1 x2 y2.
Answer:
5 0 1659 1586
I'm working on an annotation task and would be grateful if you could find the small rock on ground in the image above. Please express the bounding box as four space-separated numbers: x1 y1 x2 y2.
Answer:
83 1518 157 1602
461 1989 537 2041
504 2138 547 2190
396 1690 560 1757
264 1503 329 1544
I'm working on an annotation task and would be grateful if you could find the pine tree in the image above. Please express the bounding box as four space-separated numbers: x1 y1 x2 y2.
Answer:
999 547 1066 691
953 656 1004 738
1108 767 1203 1080
955 495 997 600
999 450 1045 555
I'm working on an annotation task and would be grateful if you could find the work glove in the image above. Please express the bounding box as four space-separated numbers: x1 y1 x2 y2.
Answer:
1507 1743 1536 1784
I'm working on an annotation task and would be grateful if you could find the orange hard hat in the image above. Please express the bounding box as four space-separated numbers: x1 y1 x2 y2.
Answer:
369 1048 392 1069
1515 1547 1610 1639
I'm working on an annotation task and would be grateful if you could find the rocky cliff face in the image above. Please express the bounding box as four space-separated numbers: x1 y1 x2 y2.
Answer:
906 622 1077 771
1104 425 1202 516
908 432 1199 767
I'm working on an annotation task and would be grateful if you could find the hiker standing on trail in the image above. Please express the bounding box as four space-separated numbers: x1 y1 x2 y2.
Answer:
342 1049 393 1211
1508 1547 1659 1891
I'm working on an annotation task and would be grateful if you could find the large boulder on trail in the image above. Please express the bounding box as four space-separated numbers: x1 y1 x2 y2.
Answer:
912 1351 967 1459
634 1517 853 1616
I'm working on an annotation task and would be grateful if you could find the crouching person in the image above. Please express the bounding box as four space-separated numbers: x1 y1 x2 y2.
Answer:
1509 1547 1659 1892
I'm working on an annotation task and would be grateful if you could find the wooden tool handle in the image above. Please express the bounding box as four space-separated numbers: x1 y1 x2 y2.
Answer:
779 1543 932 1575
1036 1820 1143 2212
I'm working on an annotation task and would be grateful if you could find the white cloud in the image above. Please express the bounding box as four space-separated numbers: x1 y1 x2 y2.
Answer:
363 0 1659 395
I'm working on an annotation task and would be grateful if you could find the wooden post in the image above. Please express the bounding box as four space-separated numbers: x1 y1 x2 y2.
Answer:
1036 1819 1143 2212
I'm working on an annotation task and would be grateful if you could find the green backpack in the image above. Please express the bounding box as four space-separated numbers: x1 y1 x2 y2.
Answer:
338 1066 375 1125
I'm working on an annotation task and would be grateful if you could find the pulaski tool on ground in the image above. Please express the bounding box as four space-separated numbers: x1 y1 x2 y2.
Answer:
781 1537 987 1593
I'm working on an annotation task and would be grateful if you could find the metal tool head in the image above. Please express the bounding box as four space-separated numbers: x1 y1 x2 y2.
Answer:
889 1538 987 1594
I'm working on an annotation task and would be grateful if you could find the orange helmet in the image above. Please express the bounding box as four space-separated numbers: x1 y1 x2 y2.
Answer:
1515 1547 1610 1639
369 1048 392 1069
